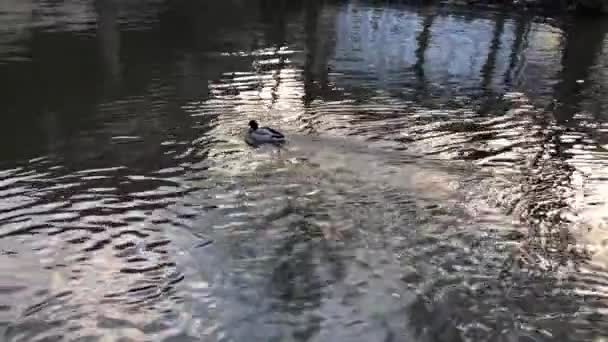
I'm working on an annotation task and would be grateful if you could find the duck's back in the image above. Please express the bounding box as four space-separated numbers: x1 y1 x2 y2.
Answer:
261 127 284 138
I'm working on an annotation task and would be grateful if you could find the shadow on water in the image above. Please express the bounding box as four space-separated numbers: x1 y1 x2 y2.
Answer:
1 0 608 341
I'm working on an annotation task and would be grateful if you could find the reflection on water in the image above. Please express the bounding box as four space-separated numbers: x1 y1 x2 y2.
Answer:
1 0 608 341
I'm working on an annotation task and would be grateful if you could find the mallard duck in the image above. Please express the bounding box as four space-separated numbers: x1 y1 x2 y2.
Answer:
245 120 286 146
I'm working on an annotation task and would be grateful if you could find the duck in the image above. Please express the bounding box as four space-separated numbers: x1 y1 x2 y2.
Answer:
245 120 286 146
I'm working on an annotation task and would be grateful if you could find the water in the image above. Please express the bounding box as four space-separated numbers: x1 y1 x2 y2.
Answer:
1 0 608 341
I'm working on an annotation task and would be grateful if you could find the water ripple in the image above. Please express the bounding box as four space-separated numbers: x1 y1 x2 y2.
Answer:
1 0 608 341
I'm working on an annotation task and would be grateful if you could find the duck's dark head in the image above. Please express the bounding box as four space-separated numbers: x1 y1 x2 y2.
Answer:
249 120 258 130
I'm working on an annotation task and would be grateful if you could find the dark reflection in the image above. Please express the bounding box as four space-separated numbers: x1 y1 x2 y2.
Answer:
269 221 346 306
268 231 324 340
260 0 288 109
94 0 121 88
477 10 507 113
554 16 608 122
303 0 322 107
302 0 340 107
504 14 531 87
413 7 435 101
480 11 506 96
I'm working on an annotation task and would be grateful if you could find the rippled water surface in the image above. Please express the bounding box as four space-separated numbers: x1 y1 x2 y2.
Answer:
2 1 608 341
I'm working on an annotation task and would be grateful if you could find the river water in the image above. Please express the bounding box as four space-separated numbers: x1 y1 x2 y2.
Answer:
1 0 608 341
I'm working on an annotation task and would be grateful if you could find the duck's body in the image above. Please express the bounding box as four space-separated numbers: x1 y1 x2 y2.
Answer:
245 120 286 146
